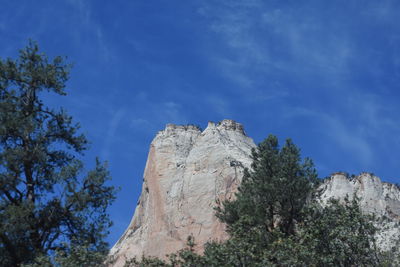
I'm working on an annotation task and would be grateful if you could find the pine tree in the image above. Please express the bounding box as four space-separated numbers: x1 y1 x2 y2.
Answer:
299 196 380 266
126 135 390 266
216 134 318 241
0 41 116 266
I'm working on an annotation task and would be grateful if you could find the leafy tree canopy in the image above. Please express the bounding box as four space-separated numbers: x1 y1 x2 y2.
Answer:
128 135 395 266
216 134 318 239
0 41 116 266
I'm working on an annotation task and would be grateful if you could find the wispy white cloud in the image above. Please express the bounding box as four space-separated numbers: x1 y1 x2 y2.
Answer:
343 93 400 160
163 101 188 124
284 107 373 166
285 92 400 167
197 0 400 172
198 1 356 92
66 0 112 62
130 118 153 130
323 116 373 166
361 0 400 25
199 3 272 88
211 57 255 88
101 108 125 160
128 93 189 134
66 0 91 24
206 95 232 117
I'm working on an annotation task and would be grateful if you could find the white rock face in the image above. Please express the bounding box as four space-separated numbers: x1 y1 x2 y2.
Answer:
109 120 400 266
318 172 400 250
109 120 256 266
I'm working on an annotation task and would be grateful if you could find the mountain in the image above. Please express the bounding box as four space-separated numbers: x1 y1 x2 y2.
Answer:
109 120 400 266
319 172 400 250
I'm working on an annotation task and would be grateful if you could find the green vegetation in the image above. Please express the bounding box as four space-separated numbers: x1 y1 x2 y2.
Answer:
0 42 116 266
127 135 395 266
0 42 396 267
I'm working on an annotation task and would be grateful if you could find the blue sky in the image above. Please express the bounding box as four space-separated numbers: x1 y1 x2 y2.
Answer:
1 0 400 246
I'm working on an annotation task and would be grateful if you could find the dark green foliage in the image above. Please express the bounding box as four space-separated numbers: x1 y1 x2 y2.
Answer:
298 197 380 266
124 236 205 267
130 134 393 266
216 134 318 240
264 197 381 266
0 41 116 266
131 198 385 266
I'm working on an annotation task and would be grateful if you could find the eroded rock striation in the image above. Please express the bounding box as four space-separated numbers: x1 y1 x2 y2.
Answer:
109 120 400 266
109 120 256 266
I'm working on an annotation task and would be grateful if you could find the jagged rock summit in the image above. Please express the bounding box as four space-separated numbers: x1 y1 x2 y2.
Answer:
109 120 400 266
109 120 256 266
318 172 400 250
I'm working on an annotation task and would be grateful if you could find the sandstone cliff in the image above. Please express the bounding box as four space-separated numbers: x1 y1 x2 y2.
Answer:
109 120 256 266
109 120 400 266
319 172 400 251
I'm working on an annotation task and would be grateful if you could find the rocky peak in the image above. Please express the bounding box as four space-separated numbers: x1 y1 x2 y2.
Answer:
319 172 400 217
319 172 400 250
109 121 400 266
163 124 202 135
208 119 246 134
109 120 255 266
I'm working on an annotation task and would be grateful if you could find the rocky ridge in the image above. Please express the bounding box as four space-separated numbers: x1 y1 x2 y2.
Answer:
109 120 400 266
109 120 256 266
319 172 400 250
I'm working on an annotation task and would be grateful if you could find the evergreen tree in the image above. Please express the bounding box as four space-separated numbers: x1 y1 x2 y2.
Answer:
127 135 391 266
0 41 116 266
299 196 380 266
216 134 318 241
267 196 381 266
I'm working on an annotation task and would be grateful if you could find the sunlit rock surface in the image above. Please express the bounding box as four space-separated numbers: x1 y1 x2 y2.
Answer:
318 172 400 250
109 120 256 266
109 120 400 266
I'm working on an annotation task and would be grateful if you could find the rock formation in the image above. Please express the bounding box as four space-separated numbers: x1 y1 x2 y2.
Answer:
109 120 256 266
318 172 400 250
109 120 400 266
